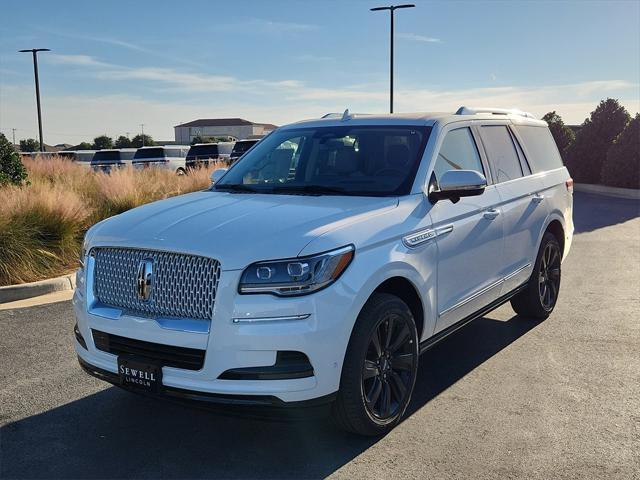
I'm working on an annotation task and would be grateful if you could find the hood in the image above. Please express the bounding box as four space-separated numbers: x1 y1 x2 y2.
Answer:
87 191 398 270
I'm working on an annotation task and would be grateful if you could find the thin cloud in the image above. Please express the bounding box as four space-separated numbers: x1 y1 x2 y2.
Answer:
398 33 442 43
222 18 318 33
47 54 111 68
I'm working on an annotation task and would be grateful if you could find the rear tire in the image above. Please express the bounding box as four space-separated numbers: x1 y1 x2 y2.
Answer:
331 293 419 436
511 232 562 319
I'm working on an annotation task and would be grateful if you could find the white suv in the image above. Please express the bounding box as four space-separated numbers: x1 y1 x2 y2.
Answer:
74 107 573 435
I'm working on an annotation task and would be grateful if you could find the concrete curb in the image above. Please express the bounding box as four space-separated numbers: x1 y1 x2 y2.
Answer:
574 183 640 200
0 273 76 304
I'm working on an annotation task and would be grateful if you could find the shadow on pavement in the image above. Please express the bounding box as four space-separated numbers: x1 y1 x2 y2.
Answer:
573 192 639 234
0 314 539 480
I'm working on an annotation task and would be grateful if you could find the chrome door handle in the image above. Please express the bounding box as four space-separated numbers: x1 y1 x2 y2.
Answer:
483 208 500 220
532 193 545 204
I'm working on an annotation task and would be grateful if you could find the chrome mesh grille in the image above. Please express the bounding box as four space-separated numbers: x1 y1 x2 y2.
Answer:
92 247 220 320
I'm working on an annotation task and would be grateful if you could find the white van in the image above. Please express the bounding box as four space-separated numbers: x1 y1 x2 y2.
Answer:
132 146 190 174
75 107 573 435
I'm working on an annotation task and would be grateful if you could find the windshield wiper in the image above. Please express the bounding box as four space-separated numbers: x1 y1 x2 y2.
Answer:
213 183 260 193
271 185 350 196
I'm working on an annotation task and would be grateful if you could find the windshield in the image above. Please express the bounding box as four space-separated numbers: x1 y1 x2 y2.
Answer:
216 126 431 196
187 144 219 158
134 148 165 160
231 140 258 155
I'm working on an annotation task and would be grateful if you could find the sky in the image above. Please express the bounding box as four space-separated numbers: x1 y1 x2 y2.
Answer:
0 0 638 145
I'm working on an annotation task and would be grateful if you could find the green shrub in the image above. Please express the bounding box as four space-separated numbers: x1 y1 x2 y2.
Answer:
601 114 640 189
0 133 28 186
565 99 630 184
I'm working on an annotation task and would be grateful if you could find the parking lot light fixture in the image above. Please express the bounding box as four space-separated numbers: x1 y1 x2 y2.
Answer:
370 4 415 114
19 48 50 152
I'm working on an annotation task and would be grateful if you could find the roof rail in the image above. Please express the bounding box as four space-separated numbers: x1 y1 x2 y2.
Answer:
456 106 536 119
321 110 371 119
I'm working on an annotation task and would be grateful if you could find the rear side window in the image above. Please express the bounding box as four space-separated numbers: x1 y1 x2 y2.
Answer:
480 126 523 183
513 125 564 172
134 148 164 159
433 127 484 181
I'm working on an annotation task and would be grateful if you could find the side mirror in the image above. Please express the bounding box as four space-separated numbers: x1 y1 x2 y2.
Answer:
428 169 487 204
210 168 227 184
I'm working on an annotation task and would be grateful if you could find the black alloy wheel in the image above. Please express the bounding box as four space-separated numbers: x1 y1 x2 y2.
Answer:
362 314 417 421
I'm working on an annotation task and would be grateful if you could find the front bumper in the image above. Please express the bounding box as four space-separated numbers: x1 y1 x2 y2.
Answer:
74 261 363 403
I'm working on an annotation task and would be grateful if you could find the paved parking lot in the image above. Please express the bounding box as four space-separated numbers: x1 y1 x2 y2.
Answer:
1 192 638 479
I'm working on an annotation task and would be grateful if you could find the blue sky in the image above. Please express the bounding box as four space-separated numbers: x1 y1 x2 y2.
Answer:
1 0 638 144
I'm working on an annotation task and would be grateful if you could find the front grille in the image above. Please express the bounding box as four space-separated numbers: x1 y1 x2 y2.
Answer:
92 247 221 320
92 330 205 370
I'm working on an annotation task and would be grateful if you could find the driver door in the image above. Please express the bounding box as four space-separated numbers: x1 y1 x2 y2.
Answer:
430 125 505 333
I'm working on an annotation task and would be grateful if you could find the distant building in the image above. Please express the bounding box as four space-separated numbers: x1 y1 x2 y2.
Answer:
174 118 277 144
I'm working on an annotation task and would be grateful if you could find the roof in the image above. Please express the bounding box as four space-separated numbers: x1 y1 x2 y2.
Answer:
282 109 546 130
174 118 278 129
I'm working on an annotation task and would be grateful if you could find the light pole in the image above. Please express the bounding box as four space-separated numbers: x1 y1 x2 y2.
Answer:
370 4 415 114
19 48 50 152
140 124 145 147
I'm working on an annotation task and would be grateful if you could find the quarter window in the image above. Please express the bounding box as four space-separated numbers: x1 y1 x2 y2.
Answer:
513 125 564 172
480 126 523 183
433 128 484 181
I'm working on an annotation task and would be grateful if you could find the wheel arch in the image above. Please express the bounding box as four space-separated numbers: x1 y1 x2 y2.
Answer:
372 276 426 341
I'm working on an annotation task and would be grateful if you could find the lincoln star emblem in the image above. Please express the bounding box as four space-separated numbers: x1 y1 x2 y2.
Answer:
136 258 154 301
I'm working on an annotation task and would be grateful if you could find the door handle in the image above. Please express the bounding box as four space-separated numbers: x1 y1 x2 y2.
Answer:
483 208 500 220
532 193 545 204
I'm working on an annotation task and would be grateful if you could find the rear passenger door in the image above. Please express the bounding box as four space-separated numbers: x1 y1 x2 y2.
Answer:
477 123 548 294
431 125 505 333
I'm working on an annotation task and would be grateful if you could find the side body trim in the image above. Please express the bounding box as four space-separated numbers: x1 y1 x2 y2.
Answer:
420 282 527 355
439 263 531 317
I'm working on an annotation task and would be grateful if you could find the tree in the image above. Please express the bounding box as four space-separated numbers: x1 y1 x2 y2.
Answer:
191 135 214 145
542 111 575 160
131 134 154 148
71 142 93 150
114 135 132 148
601 114 640 189
0 133 28 186
92 135 113 150
565 99 630 184
19 138 40 152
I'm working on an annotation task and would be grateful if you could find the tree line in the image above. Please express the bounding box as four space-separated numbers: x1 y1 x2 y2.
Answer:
543 98 639 189
18 134 156 152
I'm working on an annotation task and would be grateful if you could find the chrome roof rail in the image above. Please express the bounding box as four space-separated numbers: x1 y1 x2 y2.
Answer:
456 106 536 119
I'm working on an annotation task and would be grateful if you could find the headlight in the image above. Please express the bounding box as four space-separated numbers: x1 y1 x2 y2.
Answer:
239 245 354 296
80 234 90 268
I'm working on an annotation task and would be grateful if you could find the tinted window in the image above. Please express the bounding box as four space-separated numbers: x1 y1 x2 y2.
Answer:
232 140 258 156
514 125 563 172
217 126 431 196
433 128 483 181
92 151 120 162
134 148 165 159
480 126 523 183
187 144 219 158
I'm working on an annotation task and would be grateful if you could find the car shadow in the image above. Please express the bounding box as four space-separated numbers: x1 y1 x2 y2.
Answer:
0 313 540 480
573 191 639 234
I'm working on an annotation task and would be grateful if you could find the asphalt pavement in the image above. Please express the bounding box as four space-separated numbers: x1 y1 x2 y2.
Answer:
1 192 638 479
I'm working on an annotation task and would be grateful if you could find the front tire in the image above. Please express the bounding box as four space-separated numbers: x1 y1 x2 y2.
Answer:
332 293 419 436
511 232 562 319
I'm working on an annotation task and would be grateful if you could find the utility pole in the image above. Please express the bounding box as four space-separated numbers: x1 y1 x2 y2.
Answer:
370 5 415 114
140 124 145 147
19 48 51 152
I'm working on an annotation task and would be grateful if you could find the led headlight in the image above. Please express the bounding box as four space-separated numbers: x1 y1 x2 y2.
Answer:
239 245 354 296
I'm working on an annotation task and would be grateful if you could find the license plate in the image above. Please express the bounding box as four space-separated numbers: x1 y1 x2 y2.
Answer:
117 357 162 392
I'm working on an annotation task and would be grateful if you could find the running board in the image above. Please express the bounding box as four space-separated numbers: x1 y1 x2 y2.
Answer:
419 283 527 354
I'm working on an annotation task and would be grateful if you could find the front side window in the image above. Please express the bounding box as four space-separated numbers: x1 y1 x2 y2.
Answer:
480 125 523 183
433 127 484 181
216 126 431 196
